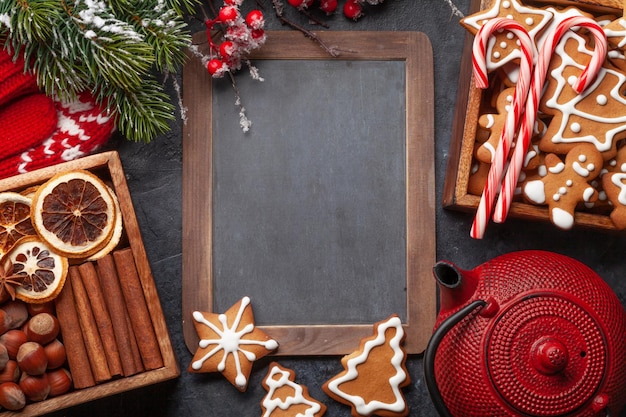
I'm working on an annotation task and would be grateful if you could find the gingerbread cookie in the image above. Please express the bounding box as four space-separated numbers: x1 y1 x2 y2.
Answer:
602 170 626 229
539 31 626 160
523 143 603 229
476 87 515 164
461 0 552 76
322 315 410 417
188 296 278 391
261 362 327 417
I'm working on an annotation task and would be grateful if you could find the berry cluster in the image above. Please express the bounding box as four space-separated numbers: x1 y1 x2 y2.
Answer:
287 0 386 20
205 0 266 77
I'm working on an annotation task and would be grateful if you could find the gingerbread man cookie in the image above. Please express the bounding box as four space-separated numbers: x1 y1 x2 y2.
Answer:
188 296 278 391
523 143 603 229
322 315 410 417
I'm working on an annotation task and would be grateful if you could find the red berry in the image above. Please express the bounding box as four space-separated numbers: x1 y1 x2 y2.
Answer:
219 41 236 58
320 0 337 14
218 5 239 23
245 10 264 30
251 28 266 41
343 0 363 19
207 58 224 75
288 0 314 8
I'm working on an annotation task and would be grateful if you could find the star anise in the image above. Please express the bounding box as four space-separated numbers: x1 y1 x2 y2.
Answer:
0 259 24 303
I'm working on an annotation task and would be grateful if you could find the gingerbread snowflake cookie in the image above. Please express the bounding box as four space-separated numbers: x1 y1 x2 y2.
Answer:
322 315 410 417
188 296 278 391
261 362 327 417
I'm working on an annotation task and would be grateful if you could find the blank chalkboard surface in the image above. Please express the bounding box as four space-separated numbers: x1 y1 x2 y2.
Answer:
182 31 436 355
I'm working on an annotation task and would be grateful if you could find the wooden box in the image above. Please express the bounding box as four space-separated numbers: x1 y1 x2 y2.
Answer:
0 151 178 416
443 0 625 231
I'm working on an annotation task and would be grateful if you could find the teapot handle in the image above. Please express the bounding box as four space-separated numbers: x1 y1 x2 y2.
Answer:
424 299 487 417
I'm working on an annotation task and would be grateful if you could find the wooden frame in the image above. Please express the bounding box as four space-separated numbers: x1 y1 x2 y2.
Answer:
182 31 436 355
443 0 624 231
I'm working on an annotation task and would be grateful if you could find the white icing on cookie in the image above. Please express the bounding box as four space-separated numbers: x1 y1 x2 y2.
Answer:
552 207 574 229
610 172 626 204
548 162 565 174
524 179 546 204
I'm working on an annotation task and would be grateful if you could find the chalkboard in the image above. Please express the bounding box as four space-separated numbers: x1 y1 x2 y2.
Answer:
182 31 436 355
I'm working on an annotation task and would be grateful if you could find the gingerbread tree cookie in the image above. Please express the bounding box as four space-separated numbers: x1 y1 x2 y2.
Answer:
261 362 327 417
322 315 410 417
188 296 278 391
539 31 626 160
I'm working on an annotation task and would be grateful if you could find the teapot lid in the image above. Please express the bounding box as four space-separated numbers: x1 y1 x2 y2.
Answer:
485 293 606 416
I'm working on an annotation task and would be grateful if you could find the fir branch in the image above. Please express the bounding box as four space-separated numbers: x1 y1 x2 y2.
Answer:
109 78 176 142
0 0 199 143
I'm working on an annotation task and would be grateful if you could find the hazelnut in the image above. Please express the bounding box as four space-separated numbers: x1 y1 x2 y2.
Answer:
0 382 25 410
26 301 55 317
0 330 27 359
1 301 28 330
19 372 50 402
17 342 47 376
47 368 72 397
0 343 8 372
25 313 60 345
0 360 20 383
44 339 66 370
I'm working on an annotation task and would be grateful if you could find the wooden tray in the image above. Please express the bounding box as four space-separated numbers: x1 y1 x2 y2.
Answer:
443 0 624 231
0 151 178 416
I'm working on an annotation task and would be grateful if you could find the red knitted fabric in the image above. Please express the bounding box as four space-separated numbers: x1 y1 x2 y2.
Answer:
0 93 57 160
0 50 39 108
0 92 116 180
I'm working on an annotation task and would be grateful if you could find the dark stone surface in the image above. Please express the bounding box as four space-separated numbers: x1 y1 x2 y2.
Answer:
45 0 626 416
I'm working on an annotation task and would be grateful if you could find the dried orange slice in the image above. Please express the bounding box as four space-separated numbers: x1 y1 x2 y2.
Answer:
6 236 68 304
84 185 123 261
31 170 117 258
0 192 37 258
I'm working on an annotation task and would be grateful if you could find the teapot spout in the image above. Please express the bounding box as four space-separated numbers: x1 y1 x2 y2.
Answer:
433 261 479 315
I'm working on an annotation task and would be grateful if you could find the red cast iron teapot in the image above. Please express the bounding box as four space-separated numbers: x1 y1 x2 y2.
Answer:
424 250 626 417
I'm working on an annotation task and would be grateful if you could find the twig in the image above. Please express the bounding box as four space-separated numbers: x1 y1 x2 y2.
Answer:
228 71 252 132
270 0 340 57
299 8 330 28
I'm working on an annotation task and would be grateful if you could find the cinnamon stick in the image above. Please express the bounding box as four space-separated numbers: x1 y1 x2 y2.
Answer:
68 266 111 383
126 312 145 374
96 255 142 376
113 248 163 370
78 262 123 377
54 277 95 389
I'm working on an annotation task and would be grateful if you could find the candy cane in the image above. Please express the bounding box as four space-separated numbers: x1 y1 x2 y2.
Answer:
493 16 607 223
470 18 534 239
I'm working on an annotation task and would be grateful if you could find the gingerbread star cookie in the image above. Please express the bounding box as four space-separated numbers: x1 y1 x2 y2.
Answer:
322 315 410 417
188 296 278 391
461 0 552 73
261 362 327 417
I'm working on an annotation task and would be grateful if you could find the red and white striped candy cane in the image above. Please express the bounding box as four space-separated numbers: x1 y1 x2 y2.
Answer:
470 18 534 239
493 16 607 223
